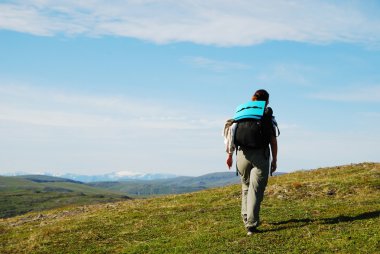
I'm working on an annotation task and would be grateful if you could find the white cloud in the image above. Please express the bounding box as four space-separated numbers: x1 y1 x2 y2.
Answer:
1 0 380 46
0 83 228 174
310 85 380 102
257 64 315 86
0 84 224 130
184 56 250 72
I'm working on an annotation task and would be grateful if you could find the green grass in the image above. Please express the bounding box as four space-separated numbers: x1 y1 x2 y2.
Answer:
1 163 379 253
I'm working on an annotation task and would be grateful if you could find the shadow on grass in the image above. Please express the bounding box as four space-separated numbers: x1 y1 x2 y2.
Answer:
322 210 380 224
263 210 380 233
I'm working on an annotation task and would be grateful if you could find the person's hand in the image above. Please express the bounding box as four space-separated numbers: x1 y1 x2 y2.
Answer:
226 154 233 169
270 160 277 176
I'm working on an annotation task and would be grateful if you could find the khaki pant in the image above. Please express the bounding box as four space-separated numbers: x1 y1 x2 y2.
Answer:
237 147 270 228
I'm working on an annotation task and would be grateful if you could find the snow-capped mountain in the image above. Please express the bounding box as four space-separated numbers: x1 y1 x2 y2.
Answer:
57 171 178 182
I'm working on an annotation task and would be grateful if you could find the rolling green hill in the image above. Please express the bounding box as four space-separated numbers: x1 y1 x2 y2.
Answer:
1 163 379 253
0 175 130 218
14 174 83 183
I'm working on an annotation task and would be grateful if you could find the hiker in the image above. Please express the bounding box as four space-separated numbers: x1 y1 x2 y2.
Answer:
224 89 278 236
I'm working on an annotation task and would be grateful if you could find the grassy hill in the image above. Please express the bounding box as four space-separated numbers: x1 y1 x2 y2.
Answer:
14 174 83 183
1 163 379 253
88 171 242 197
0 175 130 218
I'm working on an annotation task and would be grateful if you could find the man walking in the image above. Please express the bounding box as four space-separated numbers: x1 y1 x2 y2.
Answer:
225 89 278 236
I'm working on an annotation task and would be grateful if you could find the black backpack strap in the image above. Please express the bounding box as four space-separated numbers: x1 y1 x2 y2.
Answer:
272 117 280 137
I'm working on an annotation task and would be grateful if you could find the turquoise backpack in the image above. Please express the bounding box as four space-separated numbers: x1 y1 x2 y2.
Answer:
233 101 266 120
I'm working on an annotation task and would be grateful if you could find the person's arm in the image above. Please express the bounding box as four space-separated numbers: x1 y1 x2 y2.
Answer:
225 123 236 169
270 135 278 176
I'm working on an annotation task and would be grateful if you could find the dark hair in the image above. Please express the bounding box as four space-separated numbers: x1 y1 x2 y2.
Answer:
252 89 269 104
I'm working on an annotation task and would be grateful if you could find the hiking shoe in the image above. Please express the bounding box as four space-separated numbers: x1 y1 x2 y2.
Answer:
247 227 257 236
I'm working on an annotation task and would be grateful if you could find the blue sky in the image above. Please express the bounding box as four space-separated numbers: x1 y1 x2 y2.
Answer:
0 0 379 176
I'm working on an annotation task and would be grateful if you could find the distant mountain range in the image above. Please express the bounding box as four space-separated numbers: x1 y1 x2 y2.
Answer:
56 172 178 182
1 170 285 185
2 171 178 182
88 171 243 196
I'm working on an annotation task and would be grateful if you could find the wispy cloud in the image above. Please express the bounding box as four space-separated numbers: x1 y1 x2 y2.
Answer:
0 83 227 174
184 56 250 72
0 84 222 130
257 64 315 86
1 1 380 46
310 85 380 102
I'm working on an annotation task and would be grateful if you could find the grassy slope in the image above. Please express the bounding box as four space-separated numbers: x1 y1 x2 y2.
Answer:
0 176 130 218
1 163 379 254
